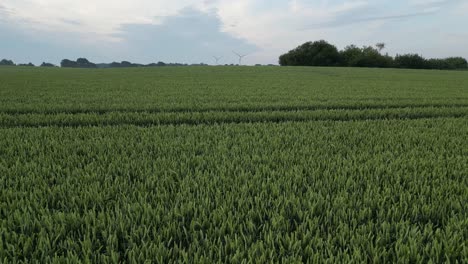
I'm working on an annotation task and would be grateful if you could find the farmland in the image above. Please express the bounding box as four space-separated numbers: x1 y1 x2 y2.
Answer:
1 66 467 262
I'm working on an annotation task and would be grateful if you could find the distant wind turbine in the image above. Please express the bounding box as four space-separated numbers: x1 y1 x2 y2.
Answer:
232 51 248 65
376 42 386 53
213 56 223 65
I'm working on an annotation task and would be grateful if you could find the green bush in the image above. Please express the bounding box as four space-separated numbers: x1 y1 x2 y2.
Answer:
341 45 393 68
279 40 341 66
280 41 467 70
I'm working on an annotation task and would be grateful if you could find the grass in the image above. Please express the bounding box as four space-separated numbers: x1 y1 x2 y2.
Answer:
0 66 467 263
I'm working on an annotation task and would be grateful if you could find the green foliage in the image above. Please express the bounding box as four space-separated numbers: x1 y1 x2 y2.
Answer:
279 40 341 66
341 45 393 68
394 54 427 69
280 41 467 70
444 57 468 69
0 66 467 262
0 59 15 66
40 62 56 67
18 63 35 67
426 57 468 70
61 58 97 68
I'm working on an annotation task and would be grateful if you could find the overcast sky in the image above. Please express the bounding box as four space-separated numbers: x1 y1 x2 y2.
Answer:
1 0 467 65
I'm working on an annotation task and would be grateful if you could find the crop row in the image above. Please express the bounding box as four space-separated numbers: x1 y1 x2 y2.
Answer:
1 106 467 128
1 100 468 115
1 118 467 262
1 66 468 114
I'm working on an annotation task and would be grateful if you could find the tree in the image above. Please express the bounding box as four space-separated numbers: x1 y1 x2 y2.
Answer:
340 45 363 66
425 58 447 70
279 40 341 66
40 62 56 67
393 55 468 70
340 45 393 68
0 59 15 66
18 63 35 67
443 57 468 69
61 58 97 68
120 61 133 67
76 58 97 68
279 40 466 70
109 62 122 68
61 59 78 68
394 54 426 69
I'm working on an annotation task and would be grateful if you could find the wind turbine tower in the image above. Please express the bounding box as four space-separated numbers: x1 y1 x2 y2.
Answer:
213 56 222 65
233 51 248 65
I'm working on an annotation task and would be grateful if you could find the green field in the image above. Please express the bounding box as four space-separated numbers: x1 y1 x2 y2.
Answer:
1 66 467 263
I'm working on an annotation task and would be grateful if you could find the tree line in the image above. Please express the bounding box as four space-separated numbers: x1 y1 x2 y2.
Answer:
279 40 468 70
61 58 210 68
0 58 273 68
0 58 209 68
0 59 56 67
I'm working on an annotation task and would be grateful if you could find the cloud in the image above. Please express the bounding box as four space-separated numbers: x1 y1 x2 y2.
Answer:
410 0 448 6
60 19 82 26
113 7 258 64
0 5 113 64
0 6 257 65
212 0 374 63
298 0 460 30
0 4 13 22
409 0 463 13
453 1 468 15
1 0 467 64
0 0 215 36
0 22 111 64
303 10 437 29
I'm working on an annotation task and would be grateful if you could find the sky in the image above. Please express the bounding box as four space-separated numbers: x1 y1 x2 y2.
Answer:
1 0 467 65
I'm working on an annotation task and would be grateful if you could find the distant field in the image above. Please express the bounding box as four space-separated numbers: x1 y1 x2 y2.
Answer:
1 66 467 262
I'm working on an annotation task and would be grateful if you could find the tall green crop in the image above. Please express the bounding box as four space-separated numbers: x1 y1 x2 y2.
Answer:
0 66 467 262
